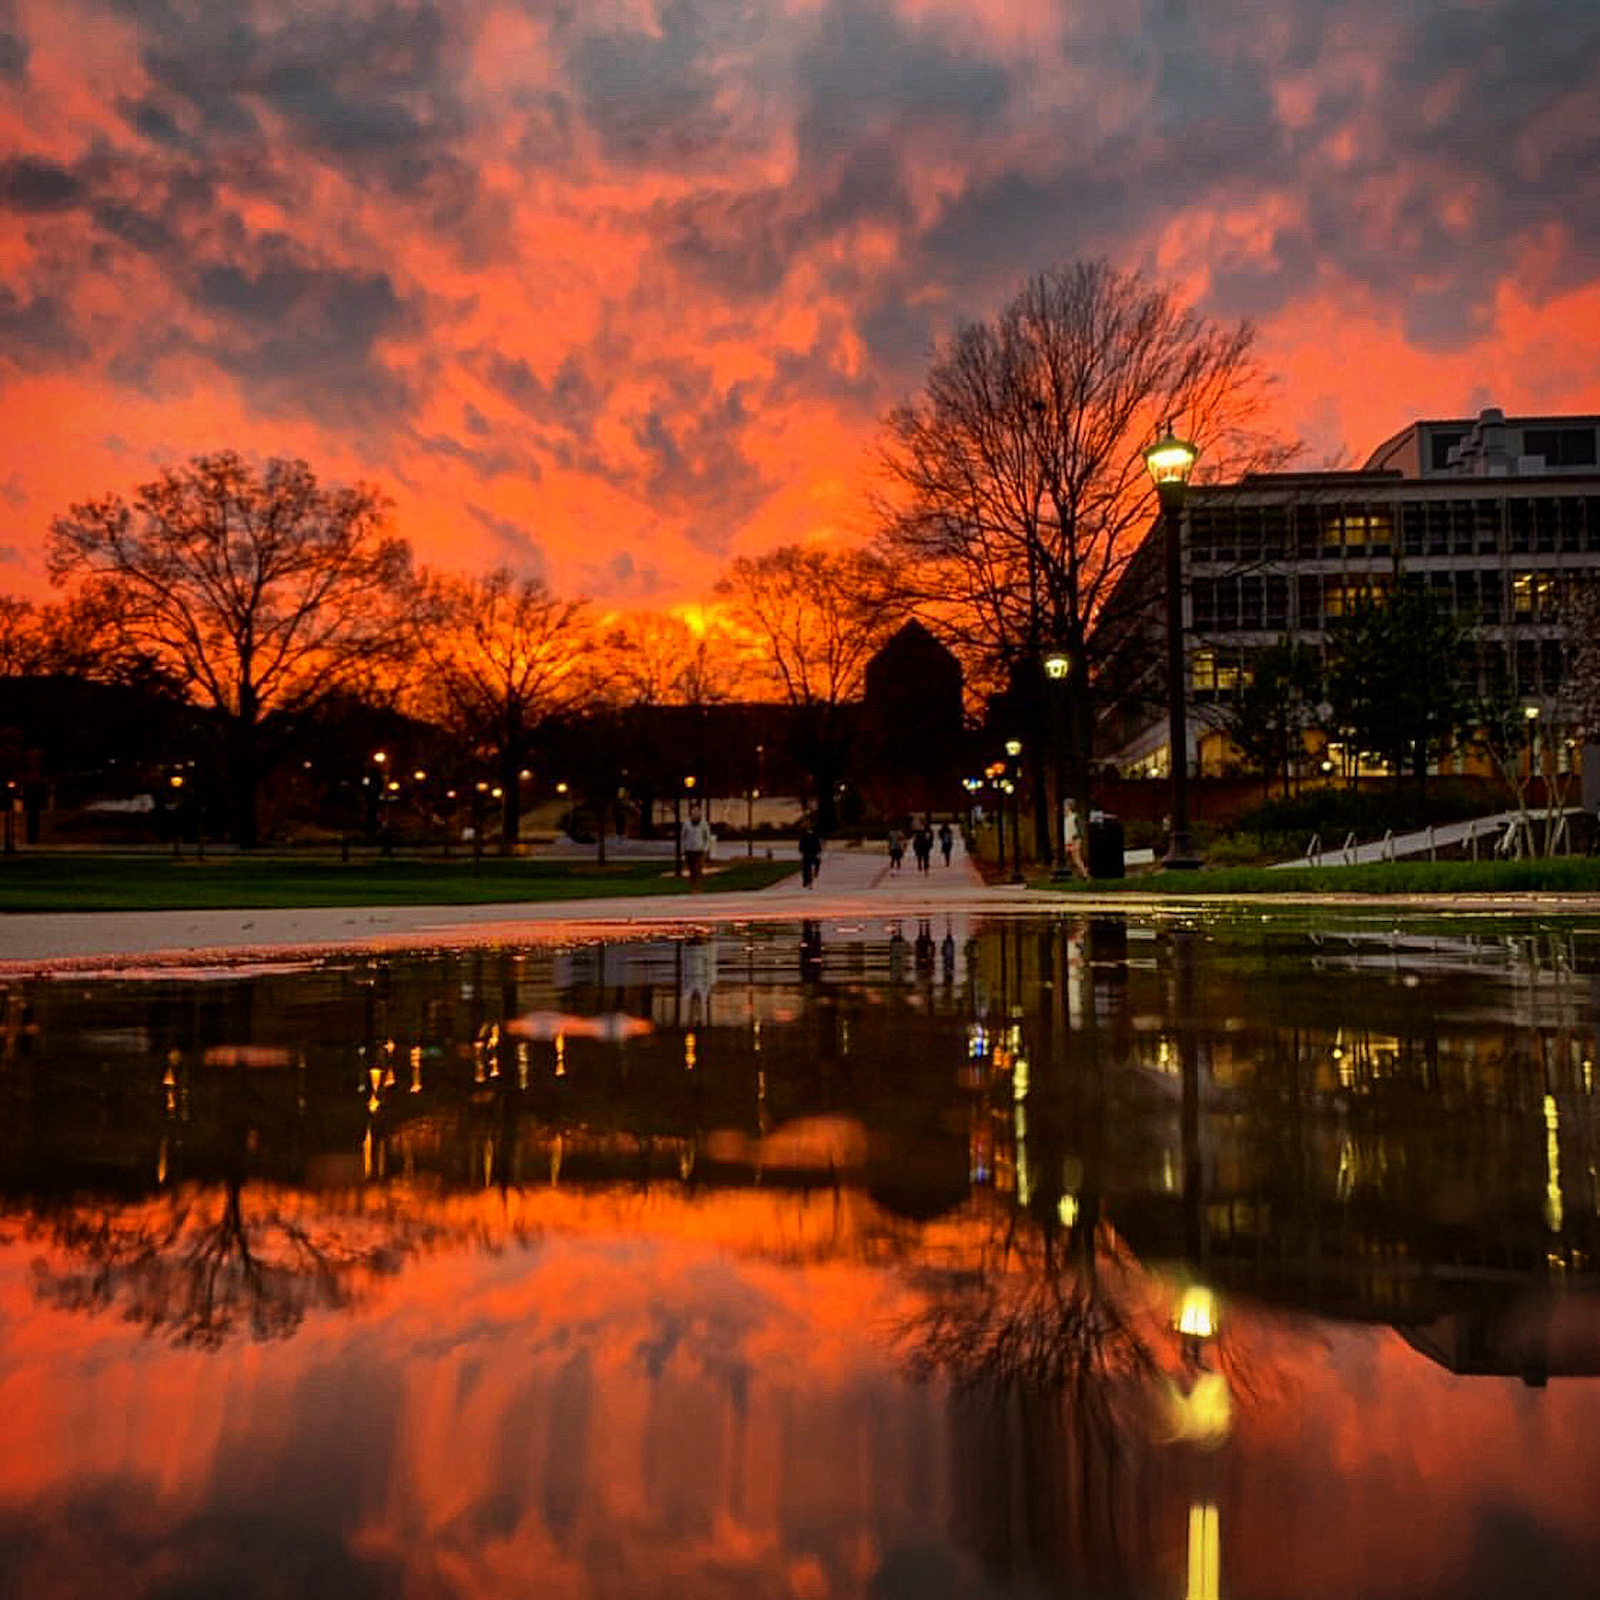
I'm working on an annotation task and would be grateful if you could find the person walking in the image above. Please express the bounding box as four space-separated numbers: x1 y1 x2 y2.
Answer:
1063 798 1088 879
887 825 905 873
798 816 823 889
938 821 954 867
680 799 714 890
912 822 933 874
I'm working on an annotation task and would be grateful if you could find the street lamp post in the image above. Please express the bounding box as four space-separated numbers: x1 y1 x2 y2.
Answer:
169 772 185 857
1043 648 1071 878
1144 427 1201 870
1004 739 1024 884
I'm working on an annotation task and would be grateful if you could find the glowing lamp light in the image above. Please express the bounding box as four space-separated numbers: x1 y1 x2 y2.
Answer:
1004 738 1022 758
372 750 387 765
1176 1284 1219 1341
1144 430 1198 493
1044 649 1070 681
1524 704 1540 721
555 781 568 795
683 775 697 790
412 769 426 782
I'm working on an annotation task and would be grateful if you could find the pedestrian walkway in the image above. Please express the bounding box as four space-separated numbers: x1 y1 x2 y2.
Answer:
0 831 1032 968
771 832 986 899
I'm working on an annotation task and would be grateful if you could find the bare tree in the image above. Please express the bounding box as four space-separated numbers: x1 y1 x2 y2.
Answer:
601 610 752 707
717 545 900 830
877 259 1290 848
417 568 594 852
48 452 413 847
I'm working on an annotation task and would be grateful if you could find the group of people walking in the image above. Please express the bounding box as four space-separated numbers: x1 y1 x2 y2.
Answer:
686 805 962 892
886 818 954 874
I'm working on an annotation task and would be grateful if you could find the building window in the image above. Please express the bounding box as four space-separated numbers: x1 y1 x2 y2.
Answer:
1430 430 1467 471
1192 579 1216 631
1513 571 1558 620
1479 570 1503 623
1240 576 1264 630
1541 639 1565 693
1428 503 1450 555
1560 497 1583 553
1524 427 1598 468
1191 651 1217 694
1475 499 1500 554
1402 503 1425 556
1261 508 1289 560
1509 500 1531 554
1324 577 1387 618
1265 575 1288 629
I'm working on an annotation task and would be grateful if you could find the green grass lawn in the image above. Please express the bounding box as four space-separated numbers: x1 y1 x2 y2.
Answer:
0 851 797 912
1038 856 1600 896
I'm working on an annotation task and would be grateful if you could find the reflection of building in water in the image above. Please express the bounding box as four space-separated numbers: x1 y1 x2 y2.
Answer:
9 920 1600 1336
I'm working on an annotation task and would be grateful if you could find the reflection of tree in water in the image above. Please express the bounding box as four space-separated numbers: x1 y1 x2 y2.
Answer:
896 1204 1164 1593
28 1182 444 1348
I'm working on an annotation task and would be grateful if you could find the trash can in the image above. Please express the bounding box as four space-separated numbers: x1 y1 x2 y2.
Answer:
1087 811 1125 879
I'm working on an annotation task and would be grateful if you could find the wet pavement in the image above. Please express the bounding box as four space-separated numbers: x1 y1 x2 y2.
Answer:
0 834 1031 966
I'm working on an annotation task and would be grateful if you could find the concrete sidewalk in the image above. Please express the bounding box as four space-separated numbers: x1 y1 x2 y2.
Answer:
0 832 1034 968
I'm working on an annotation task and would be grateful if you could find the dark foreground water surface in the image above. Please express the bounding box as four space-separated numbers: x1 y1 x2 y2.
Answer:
4 911 1600 1599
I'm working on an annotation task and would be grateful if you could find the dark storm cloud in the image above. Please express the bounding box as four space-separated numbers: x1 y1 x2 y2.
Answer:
791 0 1010 164
0 155 80 211
560 0 776 169
120 0 462 179
0 288 89 368
0 0 28 84
190 252 423 421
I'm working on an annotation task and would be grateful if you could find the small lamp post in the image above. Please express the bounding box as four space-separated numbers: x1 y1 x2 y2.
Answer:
169 772 185 857
1004 739 1024 884
1144 426 1201 870
1043 648 1071 878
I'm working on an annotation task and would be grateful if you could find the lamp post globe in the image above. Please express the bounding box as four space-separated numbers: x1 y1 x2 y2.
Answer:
1144 426 1201 870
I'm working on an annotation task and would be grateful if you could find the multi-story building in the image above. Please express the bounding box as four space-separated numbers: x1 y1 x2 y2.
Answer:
1099 407 1600 779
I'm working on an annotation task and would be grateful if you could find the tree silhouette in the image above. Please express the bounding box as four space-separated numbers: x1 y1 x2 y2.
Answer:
415 568 594 851
878 259 1290 843
717 545 900 830
48 453 413 847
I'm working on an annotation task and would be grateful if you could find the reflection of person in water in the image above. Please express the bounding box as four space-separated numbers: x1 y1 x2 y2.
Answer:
680 933 716 1026
942 925 957 982
888 923 907 981
800 919 824 979
914 919 936 972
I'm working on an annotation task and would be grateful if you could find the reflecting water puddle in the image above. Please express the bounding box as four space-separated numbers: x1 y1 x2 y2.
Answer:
3 913 1600 1597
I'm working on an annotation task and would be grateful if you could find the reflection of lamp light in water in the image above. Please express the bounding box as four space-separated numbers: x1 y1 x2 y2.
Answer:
1176 1284 1219 1341
1545 1092 1563 1233
1186 1502 1220 1600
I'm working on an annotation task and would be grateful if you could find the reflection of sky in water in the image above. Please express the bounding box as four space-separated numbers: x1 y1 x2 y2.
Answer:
3 914 1600 1598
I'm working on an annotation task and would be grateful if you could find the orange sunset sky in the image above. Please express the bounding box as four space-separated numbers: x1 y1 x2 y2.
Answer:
1 0 1598 607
